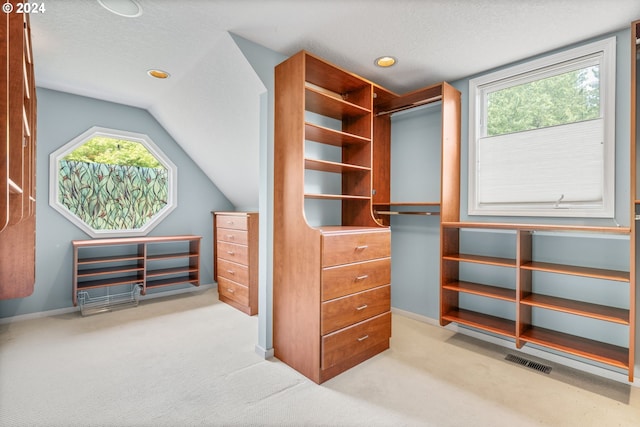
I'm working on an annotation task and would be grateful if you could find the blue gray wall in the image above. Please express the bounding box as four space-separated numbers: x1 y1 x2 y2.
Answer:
0 88 233 318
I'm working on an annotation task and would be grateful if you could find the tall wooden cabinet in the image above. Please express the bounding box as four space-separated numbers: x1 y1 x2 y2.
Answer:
274 51 392 383
213 211 258 315
0 7 37 299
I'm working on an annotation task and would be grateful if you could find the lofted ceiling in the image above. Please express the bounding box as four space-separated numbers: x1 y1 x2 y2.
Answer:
31 0 640 209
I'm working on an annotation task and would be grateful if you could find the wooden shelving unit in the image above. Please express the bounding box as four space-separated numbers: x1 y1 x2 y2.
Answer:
440 221 635 380
0 7 37 300
274 51 392 384
72 235 201 308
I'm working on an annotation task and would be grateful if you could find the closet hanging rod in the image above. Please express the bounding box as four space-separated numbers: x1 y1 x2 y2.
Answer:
375 95 443 116
375 211 441 216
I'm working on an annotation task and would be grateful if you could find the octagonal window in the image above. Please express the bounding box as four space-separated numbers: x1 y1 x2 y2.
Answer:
49 127 177 237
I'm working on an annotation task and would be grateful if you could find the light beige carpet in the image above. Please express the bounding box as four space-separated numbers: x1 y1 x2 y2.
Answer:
1 288 639 426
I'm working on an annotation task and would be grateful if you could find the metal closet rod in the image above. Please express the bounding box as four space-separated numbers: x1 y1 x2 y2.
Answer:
375 95 443 116
375 211 441 216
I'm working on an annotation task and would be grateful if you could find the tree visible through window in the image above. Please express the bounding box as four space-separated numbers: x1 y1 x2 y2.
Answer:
486 66 600 136
468 37 616 218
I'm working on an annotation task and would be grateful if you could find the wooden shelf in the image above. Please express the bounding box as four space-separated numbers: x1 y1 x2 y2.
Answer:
443 281 516 302
72 235 201 306
306 86 370 121
521 261 629 282
520 325 629 370
305 122 370 146
147 252 198 261
304 193 371 200
442 308 516 338
442 253 517 268
77 265 144 278
78 254 144 265
442 221 631 235
77 275 144 290
146 266 198 278
146 275 199 289
305 158 370 173
521 293 629 324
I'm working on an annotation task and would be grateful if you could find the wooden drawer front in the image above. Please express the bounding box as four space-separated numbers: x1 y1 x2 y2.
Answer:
321 285 390 335
322 231 390 267
218 276 249 306
216 258 249 285
322 257 390 301
216 241 248 264
217 228 248 245
321 311 391 370
216 215 248 231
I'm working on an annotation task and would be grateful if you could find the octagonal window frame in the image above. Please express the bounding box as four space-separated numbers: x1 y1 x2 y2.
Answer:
49 126 178 238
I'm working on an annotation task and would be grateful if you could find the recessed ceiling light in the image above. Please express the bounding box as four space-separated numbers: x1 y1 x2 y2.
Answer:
147 69 170 79
97 0 143 18
375 56 397 68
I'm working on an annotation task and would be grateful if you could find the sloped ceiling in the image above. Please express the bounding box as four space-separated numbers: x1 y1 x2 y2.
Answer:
30 0 640 209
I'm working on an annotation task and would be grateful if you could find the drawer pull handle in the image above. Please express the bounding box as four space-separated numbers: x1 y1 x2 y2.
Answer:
355 245 368 251
226 235 235 240
355 275 368 281
356 304 368 311
227 251 235 255
357 335 369 342
227 220 234 225
227 270 235 275
227 288 234 293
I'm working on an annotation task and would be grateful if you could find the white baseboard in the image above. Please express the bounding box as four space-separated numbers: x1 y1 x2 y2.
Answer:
390 307 639 387
255 343 275 359
0 283 215 325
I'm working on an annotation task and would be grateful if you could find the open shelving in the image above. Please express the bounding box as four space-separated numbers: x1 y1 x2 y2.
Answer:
72 235 201 308
440 221 635 380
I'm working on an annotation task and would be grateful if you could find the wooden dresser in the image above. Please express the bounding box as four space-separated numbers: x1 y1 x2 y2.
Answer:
213 211 258 315
319 227 391 379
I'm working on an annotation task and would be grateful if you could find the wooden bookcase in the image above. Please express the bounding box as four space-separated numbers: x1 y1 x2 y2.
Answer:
213 211 259 315
72 235 201 308
274 51 392 383
0 7 37 300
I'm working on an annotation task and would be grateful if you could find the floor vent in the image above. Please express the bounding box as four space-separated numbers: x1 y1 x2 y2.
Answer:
505 354 552 374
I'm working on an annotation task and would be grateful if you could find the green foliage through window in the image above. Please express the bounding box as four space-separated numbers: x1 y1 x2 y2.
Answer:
486 66 600 136
63 136 162 168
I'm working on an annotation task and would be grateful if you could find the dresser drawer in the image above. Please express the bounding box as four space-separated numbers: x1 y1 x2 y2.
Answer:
216 258 249 285
321 285 390 335
322 231 390 267
216 215 248 231
321 311 391 370
322 257 390 301
216 241 248 264
218 276 249 306
217 228 248 245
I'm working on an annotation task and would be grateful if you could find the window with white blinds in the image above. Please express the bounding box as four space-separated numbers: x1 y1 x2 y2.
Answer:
468 37 616 218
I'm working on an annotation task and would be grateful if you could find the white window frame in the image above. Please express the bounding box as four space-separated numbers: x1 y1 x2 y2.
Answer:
468 37 616 218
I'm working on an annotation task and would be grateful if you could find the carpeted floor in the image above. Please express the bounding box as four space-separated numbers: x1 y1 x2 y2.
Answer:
0 288 639 426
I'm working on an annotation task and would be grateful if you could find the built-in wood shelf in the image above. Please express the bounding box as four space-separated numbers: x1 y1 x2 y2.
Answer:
521 261 629 282
305 86 370 121
304 158 370 173
305 122 370 146
304 193 370 200
443 281 516 302
442 308 516 338
443 253 517 268
521 294 629 325
520 326 629 370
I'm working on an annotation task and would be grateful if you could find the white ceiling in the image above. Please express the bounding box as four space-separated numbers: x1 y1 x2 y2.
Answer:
31 0 640 209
